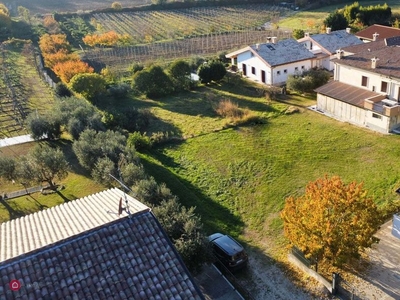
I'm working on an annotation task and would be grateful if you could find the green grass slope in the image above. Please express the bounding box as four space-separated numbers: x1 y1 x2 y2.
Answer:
139 84 400 255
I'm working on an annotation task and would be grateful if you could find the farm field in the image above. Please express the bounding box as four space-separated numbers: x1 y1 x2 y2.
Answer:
90 4 285 43
83 29 292 72
0 41 54 139
8 0 150 14
74 4 292 70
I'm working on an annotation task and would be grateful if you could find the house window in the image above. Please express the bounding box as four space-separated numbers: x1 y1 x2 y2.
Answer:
361 76 368 87
295 67 298 71
252 67 256 75
301 66 305 70
277 71 281 75
381 81 388 93
372 113 382 120
284 69 287 74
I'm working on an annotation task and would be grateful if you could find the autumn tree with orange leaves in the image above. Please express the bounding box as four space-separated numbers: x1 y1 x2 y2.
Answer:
281 175 381 266
39 33 95 83
82 31 131 47
53 60 94 83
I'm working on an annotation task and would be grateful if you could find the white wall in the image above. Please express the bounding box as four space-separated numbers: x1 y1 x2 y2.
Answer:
235 50 312 85
317 94 398 133
272 60 312 85
336 64 400 100
364 110 391 133
317 94 366 126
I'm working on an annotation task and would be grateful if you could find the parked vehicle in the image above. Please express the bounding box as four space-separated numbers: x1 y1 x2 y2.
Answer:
208 233 248 271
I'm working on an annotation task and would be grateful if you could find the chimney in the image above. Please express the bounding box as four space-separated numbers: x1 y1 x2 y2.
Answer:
371 57 379 69
305 32 309 37
372 32 379 41
346 27 351 34
255 43 259 51
326 27 331 34
266 37 271 43
271 37 277 44
336 49 344 59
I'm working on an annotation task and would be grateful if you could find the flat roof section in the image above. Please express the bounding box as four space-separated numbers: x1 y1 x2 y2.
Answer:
315 81 381 108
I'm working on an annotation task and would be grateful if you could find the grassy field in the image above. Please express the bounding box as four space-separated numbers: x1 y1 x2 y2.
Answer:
279 0 400 31
131 82 400 257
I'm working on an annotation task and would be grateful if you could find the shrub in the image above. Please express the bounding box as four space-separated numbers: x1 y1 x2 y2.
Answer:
55 82 72 97
129 62 144 74
133 177 176 206
132 65 173 98
197 60 226 84
150 131 183 147
127 132 152 151
286 68 330 94
108 83 131 99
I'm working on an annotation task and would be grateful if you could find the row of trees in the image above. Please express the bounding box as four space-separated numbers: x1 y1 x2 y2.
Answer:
82 30 132 47
71 124 209 273
20 91 210 272
324 2 392 31
133 59 226 98
39 33 94 83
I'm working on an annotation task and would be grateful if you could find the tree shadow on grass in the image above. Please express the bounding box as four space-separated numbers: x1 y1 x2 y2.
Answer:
141 150 244 235
0 199 24 220
26 194 48 210
55 190 72 203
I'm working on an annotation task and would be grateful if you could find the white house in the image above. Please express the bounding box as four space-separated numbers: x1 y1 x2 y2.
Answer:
226 38 315 86
315 36 400 133
297 28 363 71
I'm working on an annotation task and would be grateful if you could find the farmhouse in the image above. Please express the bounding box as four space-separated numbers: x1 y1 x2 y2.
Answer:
0 188 204 299
315 37 400 133
225 38 315 86
355 24 400 42
297 28 363 71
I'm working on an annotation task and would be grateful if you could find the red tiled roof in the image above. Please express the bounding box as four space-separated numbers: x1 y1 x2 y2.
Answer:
355 24 400 41
315 81 381 108
334 45 400 79
0 189 204 300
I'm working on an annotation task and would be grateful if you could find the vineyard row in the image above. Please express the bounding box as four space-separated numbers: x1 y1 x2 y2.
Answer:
82 29 292 71
90 4 289 44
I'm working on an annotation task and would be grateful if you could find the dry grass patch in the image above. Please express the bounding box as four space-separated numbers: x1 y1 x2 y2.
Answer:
214 99 259 126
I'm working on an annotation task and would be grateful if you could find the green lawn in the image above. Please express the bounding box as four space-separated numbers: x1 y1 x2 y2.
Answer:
137 84 400 257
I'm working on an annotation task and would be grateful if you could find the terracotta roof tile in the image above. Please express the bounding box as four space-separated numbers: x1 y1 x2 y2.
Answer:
334 45 400 79
356 24 400 41
0 189 203 299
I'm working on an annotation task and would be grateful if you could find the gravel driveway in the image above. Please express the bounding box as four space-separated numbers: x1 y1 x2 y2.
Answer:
356 220 400 300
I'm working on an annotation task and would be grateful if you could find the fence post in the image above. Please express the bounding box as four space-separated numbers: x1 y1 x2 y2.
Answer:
332 272 339 295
